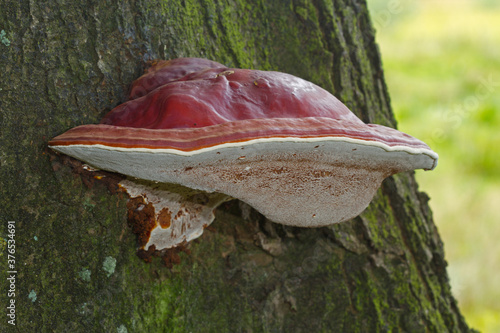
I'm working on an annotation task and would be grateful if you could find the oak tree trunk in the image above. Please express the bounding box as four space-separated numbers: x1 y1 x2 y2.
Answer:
0 0 474 332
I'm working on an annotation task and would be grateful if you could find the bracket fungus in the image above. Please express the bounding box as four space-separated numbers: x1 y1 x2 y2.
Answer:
49 57 438 254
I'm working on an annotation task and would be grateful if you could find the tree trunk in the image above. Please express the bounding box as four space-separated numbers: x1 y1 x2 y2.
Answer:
0 0 473 332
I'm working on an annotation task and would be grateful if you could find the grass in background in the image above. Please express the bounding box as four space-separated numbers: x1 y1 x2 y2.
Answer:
366 0 500 331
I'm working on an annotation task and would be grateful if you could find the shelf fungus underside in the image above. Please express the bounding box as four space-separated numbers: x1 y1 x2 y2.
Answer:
49 58 438 252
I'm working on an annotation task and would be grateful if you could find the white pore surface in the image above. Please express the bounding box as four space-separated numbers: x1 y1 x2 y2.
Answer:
51 137 437 227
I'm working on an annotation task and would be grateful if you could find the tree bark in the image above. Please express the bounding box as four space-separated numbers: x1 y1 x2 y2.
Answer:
0 0 473 332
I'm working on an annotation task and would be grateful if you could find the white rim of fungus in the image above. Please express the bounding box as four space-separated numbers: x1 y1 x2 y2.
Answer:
50 135 438 166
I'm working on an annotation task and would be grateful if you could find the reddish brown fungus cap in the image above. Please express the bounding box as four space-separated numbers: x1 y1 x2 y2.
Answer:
107 65 362 130
128 58 226 100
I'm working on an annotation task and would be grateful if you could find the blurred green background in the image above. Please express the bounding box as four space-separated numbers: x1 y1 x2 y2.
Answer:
366 0 500 331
